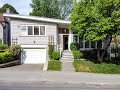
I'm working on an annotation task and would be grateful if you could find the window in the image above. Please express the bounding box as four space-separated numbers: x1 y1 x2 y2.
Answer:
91 41 96 48
21 26 27 36
34 26 39 35
79 37 83 48
97 40 102 48
28 26 33 35
21 25 46 36
40 26 45 35
85 41 89 48
73 36 78 43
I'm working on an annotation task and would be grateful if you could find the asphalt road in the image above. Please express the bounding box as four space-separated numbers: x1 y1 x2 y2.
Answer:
0 82 120 90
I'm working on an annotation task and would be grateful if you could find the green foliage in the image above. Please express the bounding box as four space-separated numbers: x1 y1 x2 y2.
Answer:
81 49 98 60
70 0 120 41
70 0 120 61
0 44 8 51
30 0 74 20
73 60 120 74
73 60 95 72
0 52 15 64
70 42 78 51
7 45 21 59
0 4 18 14
0 39 2 44
48 60 61 71
72 51 83 59
52 51 60 60
48 44 54 59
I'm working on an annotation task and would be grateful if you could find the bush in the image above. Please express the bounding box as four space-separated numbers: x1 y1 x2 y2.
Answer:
48 60 61 71
70 42 78 51
48 44 54 59
0 44 9 51
52 51 60 60
7 45 21 59
72 51 83 59
81 49 108 62
0 52 15 64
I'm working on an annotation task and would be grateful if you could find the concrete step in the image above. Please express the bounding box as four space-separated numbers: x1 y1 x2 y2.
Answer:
61 57 74 60
62 53 73 56
62 55 74 58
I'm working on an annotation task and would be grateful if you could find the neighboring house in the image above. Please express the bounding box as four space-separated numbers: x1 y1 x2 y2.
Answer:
1 13 105 64
0 13 10 45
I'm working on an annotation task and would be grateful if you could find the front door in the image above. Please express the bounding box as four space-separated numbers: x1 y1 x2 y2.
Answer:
63 35 68 50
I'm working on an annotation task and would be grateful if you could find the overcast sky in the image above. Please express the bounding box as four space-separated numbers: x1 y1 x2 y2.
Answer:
0 0 32 15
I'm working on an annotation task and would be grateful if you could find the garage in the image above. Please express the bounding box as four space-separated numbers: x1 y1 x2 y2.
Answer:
21 45 47 64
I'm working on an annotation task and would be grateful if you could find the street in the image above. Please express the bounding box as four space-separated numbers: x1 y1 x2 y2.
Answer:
0 82 120 90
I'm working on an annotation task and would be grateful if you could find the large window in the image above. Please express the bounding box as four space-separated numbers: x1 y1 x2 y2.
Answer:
21 26 27 36
34 26 39 35
77 36 103 49
21 25 45 36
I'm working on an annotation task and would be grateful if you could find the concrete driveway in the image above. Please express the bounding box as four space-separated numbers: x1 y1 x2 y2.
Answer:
0 64 44 71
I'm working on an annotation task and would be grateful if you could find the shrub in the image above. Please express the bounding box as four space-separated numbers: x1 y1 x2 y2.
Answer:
52 51 60 60
0 52 15 64
81 49 108 62
70 42 78 51
72 51 83 59
48 44 54 59
0 44 9 51
48 60 61 71
7 45 21 59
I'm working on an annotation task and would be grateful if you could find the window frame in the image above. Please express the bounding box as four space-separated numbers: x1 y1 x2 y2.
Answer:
20 25 46 36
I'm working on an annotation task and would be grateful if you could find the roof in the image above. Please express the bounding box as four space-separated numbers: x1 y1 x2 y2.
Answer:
3 14 71 25
0 13 5 22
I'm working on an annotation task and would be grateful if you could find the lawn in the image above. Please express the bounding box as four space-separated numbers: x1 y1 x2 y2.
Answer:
48 60 62 71
73 60 120 74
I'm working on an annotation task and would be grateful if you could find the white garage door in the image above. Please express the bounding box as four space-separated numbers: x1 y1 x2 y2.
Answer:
22 48 46 64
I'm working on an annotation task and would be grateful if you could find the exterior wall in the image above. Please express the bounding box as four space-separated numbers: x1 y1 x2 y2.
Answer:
0 24 3 42
10 18 58 48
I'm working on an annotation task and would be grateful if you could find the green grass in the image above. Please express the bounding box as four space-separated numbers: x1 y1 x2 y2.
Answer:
73 60 120 74
48 60 62 71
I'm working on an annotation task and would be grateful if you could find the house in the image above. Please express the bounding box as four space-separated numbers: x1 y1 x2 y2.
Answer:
0 13 105 64
0 13 10 45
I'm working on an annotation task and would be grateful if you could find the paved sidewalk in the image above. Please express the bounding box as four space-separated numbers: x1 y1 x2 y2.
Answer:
60 50 75 71
0 70 120 85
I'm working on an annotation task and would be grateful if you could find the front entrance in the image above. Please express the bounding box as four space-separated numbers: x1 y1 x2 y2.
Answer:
63 35 68 50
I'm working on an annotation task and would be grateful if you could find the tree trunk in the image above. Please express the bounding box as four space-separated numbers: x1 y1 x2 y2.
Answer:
97 36 112 62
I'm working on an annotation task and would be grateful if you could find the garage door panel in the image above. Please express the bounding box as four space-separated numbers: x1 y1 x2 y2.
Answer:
22 48 46 64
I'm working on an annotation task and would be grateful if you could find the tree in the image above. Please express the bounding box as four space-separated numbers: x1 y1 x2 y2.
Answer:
0 4 18 14
30 0 74 20
70 0 120 62
30 0 61 19
59 0 74 19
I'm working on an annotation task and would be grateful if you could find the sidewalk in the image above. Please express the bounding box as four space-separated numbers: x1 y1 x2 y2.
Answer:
0 71 120 85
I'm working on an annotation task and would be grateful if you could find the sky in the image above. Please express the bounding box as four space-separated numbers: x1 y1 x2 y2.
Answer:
0 0 32 15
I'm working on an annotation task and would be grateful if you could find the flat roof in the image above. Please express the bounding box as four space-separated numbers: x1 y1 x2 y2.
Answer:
3 14 71 25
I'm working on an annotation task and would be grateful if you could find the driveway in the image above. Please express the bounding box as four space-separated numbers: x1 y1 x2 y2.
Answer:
0 64 44 71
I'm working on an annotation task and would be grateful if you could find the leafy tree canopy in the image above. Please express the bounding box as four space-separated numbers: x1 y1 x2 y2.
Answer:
30 0 74 20
0 4 18 14
70 0 120 61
